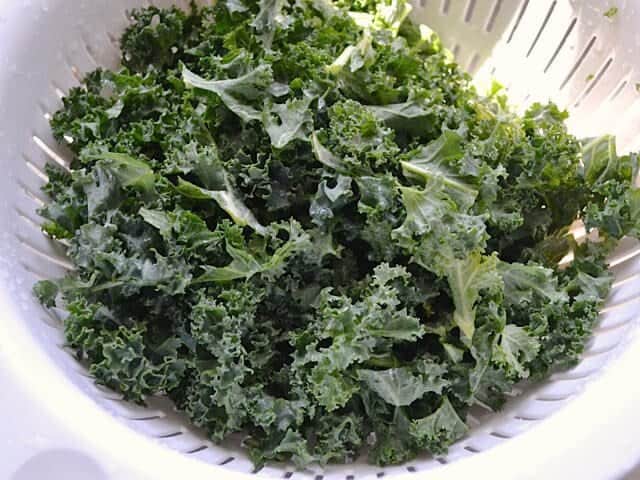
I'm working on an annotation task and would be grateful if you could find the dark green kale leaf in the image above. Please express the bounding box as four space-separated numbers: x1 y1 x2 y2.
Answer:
182 63 274 122
581 135 640 238
409 397 468 455
358 360 448 406
291 264 425 411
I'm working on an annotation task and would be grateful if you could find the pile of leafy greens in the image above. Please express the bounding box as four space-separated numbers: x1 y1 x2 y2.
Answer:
34 0 639 468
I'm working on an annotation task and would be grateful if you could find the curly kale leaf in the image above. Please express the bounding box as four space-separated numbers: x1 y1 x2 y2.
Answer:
292 264 424 411
409 397 468 455
358 360 448 406
581 135 640 238
445 253 502 345
182 64 274 122
400 131 477 210
195 220 310 282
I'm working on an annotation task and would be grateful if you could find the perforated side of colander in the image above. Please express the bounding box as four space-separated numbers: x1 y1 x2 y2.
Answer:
411 0 640 150
2 1 640 479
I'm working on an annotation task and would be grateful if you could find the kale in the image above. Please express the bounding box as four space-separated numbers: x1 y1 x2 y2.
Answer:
35 0 639 468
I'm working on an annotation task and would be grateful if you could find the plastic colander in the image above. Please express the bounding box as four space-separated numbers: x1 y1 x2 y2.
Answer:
1 1 640 479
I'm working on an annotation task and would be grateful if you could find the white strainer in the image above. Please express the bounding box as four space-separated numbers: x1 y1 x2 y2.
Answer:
1 1 640 479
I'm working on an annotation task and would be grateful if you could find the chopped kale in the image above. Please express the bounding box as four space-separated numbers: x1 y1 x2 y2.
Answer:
35 0 640 468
